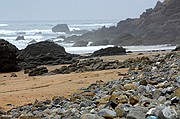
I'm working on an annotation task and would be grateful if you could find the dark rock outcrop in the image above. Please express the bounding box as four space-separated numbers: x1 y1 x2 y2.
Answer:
111 33 137 46
65 0 180 45
72 41 88 47
90 39 109 46
52 24 70 33
18 41 77 68
71 29 89 34
52 58 124 74
28 67 48 76
0 39 20 72
91 47 126 57
16 36 25 40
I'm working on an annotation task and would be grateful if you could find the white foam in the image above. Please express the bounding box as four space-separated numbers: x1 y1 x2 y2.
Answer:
123 45 176 52
0 36 17 40
0 24 8 27
65 44 176 54
65 45 114 54
0 30 16 35
0 29 54 36
24 35 43 40
0 35 43 40
71 23 114 27
23 29 53 35
69 27 81 31
53 38 64 42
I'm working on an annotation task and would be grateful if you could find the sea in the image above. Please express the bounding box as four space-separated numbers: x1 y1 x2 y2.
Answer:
0 20 176 54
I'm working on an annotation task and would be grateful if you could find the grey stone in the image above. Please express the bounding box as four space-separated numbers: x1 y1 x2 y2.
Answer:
126 107 146 119
158 106 178 119
81 114 104 119
98 109 116 118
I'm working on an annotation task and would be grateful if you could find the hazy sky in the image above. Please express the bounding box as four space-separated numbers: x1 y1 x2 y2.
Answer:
0 0 162 21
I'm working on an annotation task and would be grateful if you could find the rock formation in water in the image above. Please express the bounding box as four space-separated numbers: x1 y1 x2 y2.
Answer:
52 24 70 33
16 36 25 40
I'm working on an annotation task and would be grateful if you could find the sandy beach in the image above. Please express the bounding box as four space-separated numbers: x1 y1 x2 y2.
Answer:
0 51 169 111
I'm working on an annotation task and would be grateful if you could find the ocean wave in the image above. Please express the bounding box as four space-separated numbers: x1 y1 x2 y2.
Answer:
65 44 176 54
65 45 114 54
0 24 8 27
71 23 114 27
69 27 81 31
123 45 176 52
0 35 43 40
0 29 54 36
23 29 53 35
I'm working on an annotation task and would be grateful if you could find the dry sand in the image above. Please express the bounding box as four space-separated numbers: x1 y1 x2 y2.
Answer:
0 51 168 110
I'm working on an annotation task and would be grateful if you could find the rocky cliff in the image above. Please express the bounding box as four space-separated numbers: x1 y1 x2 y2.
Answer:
65 0 180 45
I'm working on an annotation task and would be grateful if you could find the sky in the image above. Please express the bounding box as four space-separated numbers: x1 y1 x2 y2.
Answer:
0 0 163 21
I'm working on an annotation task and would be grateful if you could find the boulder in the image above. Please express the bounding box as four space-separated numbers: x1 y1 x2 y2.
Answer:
90 39 109 46
91 46 126 57
16 36 25 40
18 41 77 68
0 39 21 72
52 24 70 33
72 41 88 47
